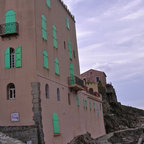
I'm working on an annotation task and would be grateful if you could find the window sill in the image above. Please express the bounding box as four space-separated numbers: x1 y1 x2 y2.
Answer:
54 133 61 137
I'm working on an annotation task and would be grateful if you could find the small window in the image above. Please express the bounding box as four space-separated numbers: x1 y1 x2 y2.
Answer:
89 88 94 94
57 88 60 101
68 93 71 105
10 48 15 68
89 100 91 110
73 50 76 58
45 84 49 99
96 77 100 82
64 41 66 49
7 83 15 100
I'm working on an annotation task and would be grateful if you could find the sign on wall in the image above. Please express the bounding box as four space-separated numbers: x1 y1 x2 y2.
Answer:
11 113 19 122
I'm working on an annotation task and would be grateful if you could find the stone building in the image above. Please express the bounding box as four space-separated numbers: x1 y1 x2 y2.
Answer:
81 69 107 86
0 0 105 143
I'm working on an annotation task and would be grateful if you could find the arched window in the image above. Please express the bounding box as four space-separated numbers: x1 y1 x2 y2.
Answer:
5 46 22 69
5 10 16 34
7 83 15 100
89 88 94 94
52 113 60 134
69 63 74 85
68 41 72 60
54 58 59 75
57 88 60 101
43 50 48 69
52 25 57 48
41 14 47 40
45 84 49 99
46 0 51 8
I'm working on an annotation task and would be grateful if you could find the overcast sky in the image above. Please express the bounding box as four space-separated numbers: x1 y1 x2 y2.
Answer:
63 0 144 109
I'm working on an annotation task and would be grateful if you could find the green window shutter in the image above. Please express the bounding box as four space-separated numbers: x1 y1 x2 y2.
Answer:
93 101 95 110
15 46 22 68
55 58 59 75
53 25 57 48
97 104 99 116
76 96 79 107
66 17 70 29
5 10 15 34
85 100 87 109
46 0 51 8
68 41 72 60
69 63 75 85
89 100 91 110
5 48 10 69
41 15 47 40
43 50 48 69
52 113 60 134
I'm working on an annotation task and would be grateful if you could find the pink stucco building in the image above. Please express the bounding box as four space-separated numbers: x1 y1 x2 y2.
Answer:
0 0 106 143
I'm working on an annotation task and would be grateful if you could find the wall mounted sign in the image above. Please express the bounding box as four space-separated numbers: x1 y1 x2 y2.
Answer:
11 113 19 122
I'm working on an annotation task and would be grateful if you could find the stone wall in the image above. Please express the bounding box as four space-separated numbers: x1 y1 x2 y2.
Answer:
0 125 38 143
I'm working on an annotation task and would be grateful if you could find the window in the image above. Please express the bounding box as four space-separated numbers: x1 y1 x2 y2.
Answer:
97 104 99 116
85 99 87 109
89 88 94 94
52 25 57 48
66 16 70 29
52 113 60 134
45 84 49 99
93 101 95 110
46 0 51 8
83 98 85 108
5 46 22 69
69 63 75 85
68 41 72 60
89 100 91 110
68 93 71 105
7 83 15 100
57 88 60 101
43 50 48 69
76 96 79 107
54 58 59 75
96 77 100 82
41 14 47 40
64 41 66 49
5 10 16 34
73 50 76 58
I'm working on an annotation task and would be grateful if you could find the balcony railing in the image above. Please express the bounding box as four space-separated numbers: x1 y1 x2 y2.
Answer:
0 22 19 37
68 75 84 91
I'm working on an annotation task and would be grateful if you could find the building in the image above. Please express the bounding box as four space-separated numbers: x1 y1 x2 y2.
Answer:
81 69 107 86
0 0 105 143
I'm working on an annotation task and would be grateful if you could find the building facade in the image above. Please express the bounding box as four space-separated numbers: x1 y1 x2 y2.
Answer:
0 0 105 143
81 69 107 86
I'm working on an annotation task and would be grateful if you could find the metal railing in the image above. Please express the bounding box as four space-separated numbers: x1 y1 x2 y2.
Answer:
68 75 84 88
0 22 19 36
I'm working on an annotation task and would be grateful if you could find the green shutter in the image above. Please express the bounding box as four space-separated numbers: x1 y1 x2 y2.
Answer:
5 10 15 34
15 46 22 68
55 58 59 75
52 113 60 134
43 50 48 69
66 17 70 29
68 41 72 60
70 63 75 85
76 96 79 107
53 25 57 48
46 0 51 8
5 48 10 69
41 15 47 40
85 100 87 109
89 100 91 110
